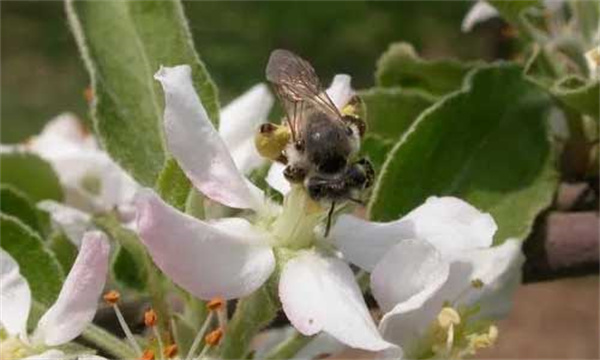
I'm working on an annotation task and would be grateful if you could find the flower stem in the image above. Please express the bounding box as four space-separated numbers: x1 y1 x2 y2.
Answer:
81 323 138 359
219 285 279 359
264 330 312 360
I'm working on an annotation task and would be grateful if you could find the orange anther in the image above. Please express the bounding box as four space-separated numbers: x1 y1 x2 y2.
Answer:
163 344 178 358
205 328 224 346
103 290 120 305
144 308 158 327
207 297 225 311
140 349 155 360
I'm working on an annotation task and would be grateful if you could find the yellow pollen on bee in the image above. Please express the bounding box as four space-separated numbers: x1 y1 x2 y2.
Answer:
254 123 291 161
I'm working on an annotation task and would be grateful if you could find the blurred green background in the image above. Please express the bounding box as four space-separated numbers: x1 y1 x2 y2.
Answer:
1 1 504 144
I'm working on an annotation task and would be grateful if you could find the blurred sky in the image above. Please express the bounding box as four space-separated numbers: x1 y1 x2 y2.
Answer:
1 1 504 143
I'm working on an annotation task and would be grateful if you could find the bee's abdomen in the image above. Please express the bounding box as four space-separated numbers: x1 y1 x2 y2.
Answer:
304 116 351 174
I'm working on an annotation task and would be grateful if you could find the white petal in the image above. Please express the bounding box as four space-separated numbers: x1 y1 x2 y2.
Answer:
0 248 31 337
279 251 393 351
444 239 525 319
37 201 92 247
22 349 66 360
325 74 354 110
380 240 524 350
266 162 290 195
154 65 264 210
34 231 110 346
28 113 96 158
371 239 449 313
220 84 273 174
333 197 495 271
331 214 413 272
461 1 499 32
401 196 497 256
135 189 275 300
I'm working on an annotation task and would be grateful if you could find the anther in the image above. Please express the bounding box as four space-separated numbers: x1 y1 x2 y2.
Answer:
205 328 224 347
163 344 178 358
103 290 120 305
144 308 158 327
140 349 155 360
207 297 225 312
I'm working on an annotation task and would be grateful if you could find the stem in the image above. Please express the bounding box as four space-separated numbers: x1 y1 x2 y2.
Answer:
264 330 312 360
517 10 561 78
81 323 138 359
219 285 279 359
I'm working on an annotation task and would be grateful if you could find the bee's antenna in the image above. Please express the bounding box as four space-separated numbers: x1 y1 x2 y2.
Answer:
324 201 336 238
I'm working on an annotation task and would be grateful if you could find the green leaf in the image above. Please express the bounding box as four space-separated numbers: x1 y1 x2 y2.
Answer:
360 87 435 141
0 213 65 305
375 42 480 97
551 76 599 120
0 185 43 234
0 152 63 202
48 231 78 273
155 158 193 211
66 0 220 186
93 213 149 291
360 134 395 174
369 65 559 242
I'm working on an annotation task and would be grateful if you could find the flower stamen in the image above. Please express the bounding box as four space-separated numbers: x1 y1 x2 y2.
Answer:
104 290 143 356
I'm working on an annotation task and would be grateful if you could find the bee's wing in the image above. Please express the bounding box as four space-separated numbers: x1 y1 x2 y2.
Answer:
266 49 343 140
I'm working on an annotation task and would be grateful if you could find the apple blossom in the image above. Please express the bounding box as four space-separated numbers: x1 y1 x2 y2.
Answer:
330 197 524 359
135 64 393 351
0 231 110 360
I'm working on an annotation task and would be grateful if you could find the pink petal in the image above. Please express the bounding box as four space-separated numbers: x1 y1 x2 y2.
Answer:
34 231 110 346
135 189 275 300
154 65 264 210
279 251 394 351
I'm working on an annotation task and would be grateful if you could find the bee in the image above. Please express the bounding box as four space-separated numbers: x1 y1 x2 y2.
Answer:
260 49 374 235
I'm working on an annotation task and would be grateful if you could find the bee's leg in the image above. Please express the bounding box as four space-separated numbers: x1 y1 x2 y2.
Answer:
324 201 336 238
283 165 307 183
347 197 364 206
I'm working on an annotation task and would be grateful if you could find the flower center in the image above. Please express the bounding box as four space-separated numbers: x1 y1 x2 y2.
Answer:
413 304 498 360
80 171 102 196
269 186 324 249
0 337 38 360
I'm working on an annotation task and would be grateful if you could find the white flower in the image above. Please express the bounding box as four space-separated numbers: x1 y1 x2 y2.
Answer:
585 46 600 80
25 113 139 216
461 1 500 33
330 197 524 359
0 232 110 360
218 84 275 174
461 0 565 32
134 64 392 351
